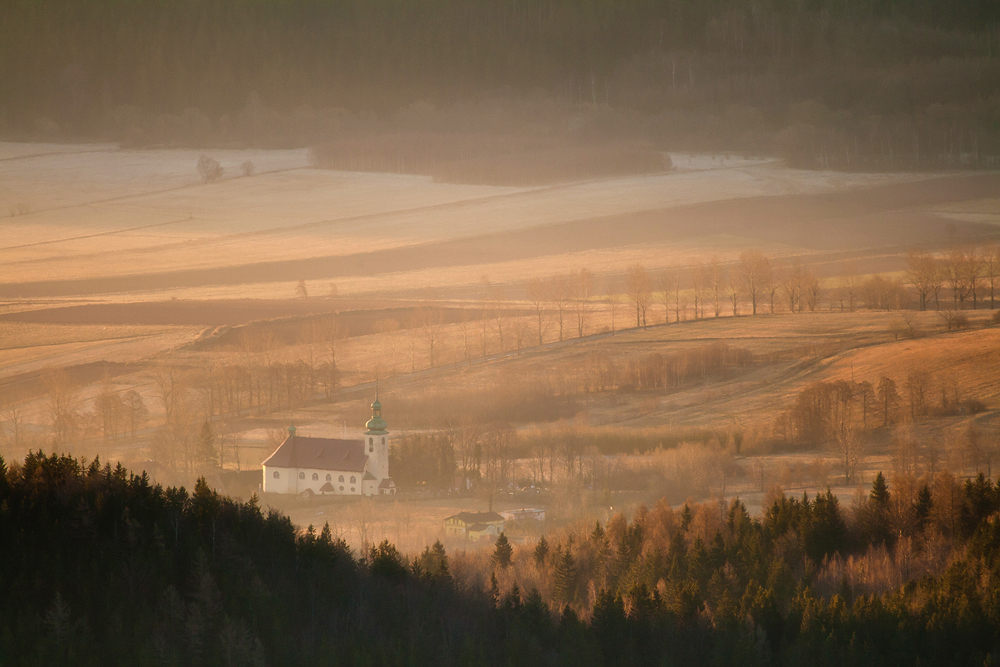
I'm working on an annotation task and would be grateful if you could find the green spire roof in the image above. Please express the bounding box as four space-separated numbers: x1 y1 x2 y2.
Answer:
365 396 388 434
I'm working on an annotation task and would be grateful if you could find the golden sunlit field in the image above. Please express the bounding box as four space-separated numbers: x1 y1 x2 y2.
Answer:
3 141 1000 551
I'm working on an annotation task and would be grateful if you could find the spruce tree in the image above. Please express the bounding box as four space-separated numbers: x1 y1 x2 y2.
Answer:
493 532 513 569
915 484 933 533
534 535 549 566
489 571 500 607
680 504 693 531
552 548 576 604
871 471 890 506
417 540 450 581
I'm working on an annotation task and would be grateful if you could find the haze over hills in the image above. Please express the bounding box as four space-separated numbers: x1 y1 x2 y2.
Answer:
3 1 1000 664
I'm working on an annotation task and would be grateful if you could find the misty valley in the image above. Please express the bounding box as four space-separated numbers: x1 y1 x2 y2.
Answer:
3 0 1000 665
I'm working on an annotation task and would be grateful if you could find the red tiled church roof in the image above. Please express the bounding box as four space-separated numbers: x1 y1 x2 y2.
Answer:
262 435 368 472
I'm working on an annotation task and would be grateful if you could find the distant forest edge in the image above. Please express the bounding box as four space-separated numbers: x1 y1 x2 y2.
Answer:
3 0 1000 173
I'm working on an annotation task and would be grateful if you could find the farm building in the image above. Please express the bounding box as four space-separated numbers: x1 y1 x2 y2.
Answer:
262 397 395 497
443 511 505 541
499 508 546 523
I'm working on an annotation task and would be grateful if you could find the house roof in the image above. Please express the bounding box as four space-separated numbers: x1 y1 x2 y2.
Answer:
363 471 377 481
446 511 504 525
262 435 368 472
378 478 395 489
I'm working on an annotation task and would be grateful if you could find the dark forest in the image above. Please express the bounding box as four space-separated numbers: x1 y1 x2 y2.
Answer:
3 0 1000 169
7 452 1000 665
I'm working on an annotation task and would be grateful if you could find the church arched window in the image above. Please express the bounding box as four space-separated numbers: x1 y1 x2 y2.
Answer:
298 472 305 480
326 474 332 481
312 473 318 481
350 476 356 484
339 475 344 483
273 471 280 479
382 437 385 445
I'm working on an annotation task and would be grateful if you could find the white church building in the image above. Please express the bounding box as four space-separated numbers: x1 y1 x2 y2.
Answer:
262 397 396 497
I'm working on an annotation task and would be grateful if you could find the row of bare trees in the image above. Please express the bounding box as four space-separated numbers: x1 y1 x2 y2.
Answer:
0 371 149 457
406 246 998 374
907 244 1000 311
773 372 989 484
622 251 824 327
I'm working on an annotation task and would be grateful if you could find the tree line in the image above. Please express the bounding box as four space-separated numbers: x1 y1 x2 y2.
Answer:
4 0 1000 171
906 244 1000 311
11 451 1000 665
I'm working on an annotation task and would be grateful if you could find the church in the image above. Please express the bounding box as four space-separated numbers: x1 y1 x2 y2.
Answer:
261 397 396 497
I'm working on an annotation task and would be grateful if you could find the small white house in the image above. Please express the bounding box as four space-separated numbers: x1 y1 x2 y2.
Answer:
262 397 395 497
500 508 546 523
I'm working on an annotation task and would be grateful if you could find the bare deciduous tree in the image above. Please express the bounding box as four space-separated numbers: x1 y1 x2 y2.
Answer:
604 277 620 335
625 264 652 328
550 274 571 342
572 268 594 337
727 268 741 316
525 277 550 345
835 426 866 486
983 242 1000 310
709 257 724 317
415 304 443 369
906 250 938 311
691 262 708 319
480 423 515 512
44 369 77 445
738 249 770 315
0 387 26 448
943 248 970 309
657 269 675 324
449 418 481 491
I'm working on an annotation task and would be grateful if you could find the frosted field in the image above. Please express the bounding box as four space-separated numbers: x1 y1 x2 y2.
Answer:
0 142 922 285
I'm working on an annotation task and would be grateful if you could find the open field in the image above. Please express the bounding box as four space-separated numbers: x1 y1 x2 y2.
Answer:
7 142 994 297
2 142 1000 547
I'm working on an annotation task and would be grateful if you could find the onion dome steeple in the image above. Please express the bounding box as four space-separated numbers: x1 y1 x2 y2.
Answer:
364 383 388 435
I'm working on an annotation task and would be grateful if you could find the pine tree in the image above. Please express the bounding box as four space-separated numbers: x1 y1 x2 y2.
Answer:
680 504 693 531
503 582 522 611
534 535 549 566
709 531 727 569
417 540 450 581
871 471 890 506
552 548 576 604
591 521 605 544
803 489 848 562
489 571 500 607
915 484 933 533
493 532 513 569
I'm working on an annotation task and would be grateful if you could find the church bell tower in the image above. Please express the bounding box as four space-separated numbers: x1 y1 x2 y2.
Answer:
364 391 389 481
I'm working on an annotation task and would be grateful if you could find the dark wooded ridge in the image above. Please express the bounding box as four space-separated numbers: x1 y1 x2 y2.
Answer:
4 0 1000 169
6 452 1000 665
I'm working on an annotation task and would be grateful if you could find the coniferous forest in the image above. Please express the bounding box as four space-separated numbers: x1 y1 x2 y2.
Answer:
7 452 1000 665
3 0 1000 169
